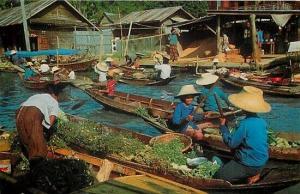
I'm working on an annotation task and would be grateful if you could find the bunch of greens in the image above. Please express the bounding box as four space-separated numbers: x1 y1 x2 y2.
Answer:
188 161 220 179
135 107 168 127
268 128 300 148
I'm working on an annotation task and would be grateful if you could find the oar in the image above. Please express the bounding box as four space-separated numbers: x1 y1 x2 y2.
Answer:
214 93 224 117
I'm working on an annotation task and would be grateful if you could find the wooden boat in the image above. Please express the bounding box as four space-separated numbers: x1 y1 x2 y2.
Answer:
221 76 300 97
118 75 176 86
18 73 70 90
49 58 96 72
60 115 300 193
54 148 206 194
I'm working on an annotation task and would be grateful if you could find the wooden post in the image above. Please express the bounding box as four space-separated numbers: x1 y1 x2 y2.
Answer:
96 159 114 182
250 14 260 65
118 7 124 56
73 26 77 49
20 0 30 51
100 33 104 61
159 24 163 51
216 15 221 54
124 21 133 56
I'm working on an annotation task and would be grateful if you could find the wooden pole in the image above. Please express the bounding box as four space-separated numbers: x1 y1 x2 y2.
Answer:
124 21 133 56
20 0 30 51
159 24 163 51
216 15 221 54
250 14 260 65
118 7 124 56
100 33 104 61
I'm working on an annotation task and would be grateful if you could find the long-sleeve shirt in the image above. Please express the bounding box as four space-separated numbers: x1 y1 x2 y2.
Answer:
168 34 178 45
94 66 107 82
24 68 36 80
201 86 229 112
154 64 171 79
220 114 269 167
172 102 198 132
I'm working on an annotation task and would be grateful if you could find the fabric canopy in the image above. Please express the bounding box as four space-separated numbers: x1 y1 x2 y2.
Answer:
288 41 300 53
5 49 80 58
271 14 292 27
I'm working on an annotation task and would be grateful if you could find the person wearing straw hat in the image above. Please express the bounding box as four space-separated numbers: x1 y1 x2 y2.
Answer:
99 72 118 98
23 62 37 81
154 53 171 80
213 86 271 183
196 73 230 112
172 85 214 140
104 57 116 67
131 53 144 69
94 62 109 86
39 60 50 73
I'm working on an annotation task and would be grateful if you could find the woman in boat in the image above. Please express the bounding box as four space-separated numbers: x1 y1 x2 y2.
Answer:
172 85 213 140
125 55 133 66
39 59 50 74
213 86 270 183
24 62 37 81
99 72 118 98
131 55 142 69
196 73 230 112
94 62 109 86
105 57 116 67
154 53 171 80
16 84 63 167
168 28 180 62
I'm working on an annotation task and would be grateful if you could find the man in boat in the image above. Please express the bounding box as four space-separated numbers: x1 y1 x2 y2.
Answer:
131 53 144 69
172 85 213 140
124 55 133 66
39 59 50 74
94 62 109 86
9 50 20 65
154 53 171 81
196 73 230 112
24 62 38 81
16 84 63 167
213 86 270 183
104 57 116 67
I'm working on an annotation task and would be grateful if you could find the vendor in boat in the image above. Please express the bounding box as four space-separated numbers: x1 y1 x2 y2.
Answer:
213 86 270 183
104 57 116 67
131 53 144 69
39 59 50 73
99 71 118 98
154 53 171 80
16 84 63 167
9 50 20 65
24 62 37 81
94 62 109 86
125 55 133 66
196 73 230 112
172 85 214 140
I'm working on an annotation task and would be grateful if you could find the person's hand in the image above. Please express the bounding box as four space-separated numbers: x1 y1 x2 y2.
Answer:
219 117 226 126
186 115 193 121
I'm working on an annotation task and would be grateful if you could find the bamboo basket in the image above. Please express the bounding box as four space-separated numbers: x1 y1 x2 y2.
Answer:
149 133 192 152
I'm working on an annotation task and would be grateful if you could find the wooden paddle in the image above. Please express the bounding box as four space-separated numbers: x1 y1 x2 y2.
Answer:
214 93 224 118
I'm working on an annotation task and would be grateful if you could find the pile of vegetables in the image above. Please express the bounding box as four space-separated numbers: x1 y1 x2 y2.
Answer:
0 59 14 69
268 128 300 148
135 107 168 127
51 118 220 179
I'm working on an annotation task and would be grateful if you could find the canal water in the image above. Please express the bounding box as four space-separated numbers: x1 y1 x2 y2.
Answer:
1 71 300 136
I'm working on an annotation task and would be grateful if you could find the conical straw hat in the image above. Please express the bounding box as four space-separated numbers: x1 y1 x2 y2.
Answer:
196 73 219 86
105 57 114 62
153 53 163 64
96 62 109 72
175 85 200 98
229 86 271 113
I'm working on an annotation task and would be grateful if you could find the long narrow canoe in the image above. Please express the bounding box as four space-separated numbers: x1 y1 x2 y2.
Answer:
118 75 176 86
62 115 300 193
18 73 70 90
221 76 300 97
49 58 96 72
80 87 300 162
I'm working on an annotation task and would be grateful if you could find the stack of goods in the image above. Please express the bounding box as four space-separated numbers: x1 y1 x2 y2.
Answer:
50 117 220 179
0 58 14 71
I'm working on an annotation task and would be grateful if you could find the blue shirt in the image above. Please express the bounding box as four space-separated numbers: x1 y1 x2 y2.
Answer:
24 68 36 80
172 102 198 132
169 34 178 45
201 86 229 112
257 30 264 43
220 115 269 167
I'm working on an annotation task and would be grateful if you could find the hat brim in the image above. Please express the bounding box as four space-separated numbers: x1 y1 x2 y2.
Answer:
175 92 201 98
228 93 271 113
196 77 218 85
97 66 109 72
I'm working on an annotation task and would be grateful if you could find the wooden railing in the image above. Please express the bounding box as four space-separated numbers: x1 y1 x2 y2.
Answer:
209 2 294 11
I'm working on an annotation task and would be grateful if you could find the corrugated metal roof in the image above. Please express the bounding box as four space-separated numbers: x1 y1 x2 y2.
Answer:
118 6 195 24
0 0 99 30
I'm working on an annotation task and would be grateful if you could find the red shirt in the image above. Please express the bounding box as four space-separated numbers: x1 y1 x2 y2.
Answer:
107 80 116 96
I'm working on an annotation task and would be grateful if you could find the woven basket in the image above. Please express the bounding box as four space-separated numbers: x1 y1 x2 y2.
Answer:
149 133 192 152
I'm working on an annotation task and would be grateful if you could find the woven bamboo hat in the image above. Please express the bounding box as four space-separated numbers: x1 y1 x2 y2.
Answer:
229 86 271 113
175 85 200 98
105 57 114 62
196 73 219 86
212 58 219 63
153 53 163 64
96 62 109 72
51 66 60 73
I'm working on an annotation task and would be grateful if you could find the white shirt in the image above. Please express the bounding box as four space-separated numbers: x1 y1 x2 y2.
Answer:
68 71 76 80
155 64 171 79
22 94 60 129
40 64 50 73
94 66 107 82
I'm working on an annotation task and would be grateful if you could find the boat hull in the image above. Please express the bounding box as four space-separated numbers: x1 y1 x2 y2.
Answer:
118 76 176 86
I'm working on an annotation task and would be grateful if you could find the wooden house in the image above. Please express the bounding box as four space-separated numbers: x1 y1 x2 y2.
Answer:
0 0 100 54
